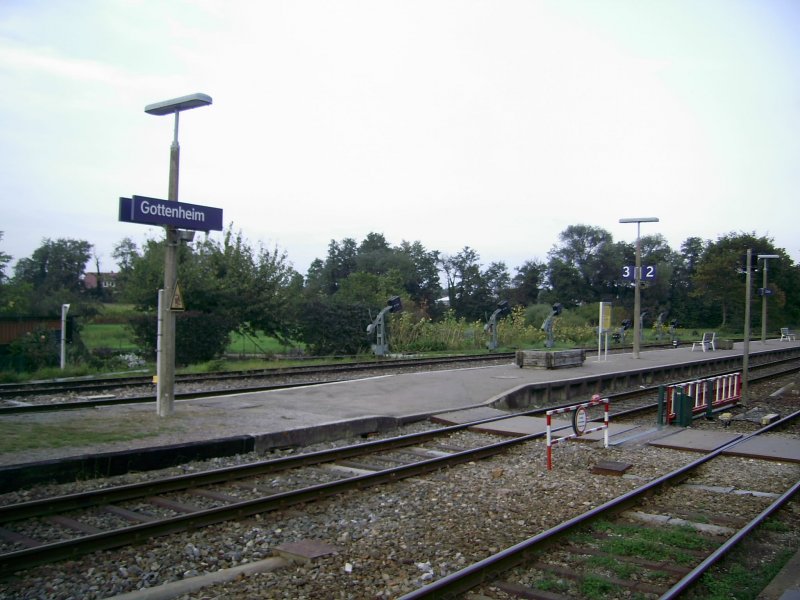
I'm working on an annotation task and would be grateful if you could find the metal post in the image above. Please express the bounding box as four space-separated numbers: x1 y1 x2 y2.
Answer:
633 225 642 359
60 303 70 370
619 217 659 359
761 259 767 343
758 254 778 343
146 93 212 417
156 289 164 406
158 113 180 417
742 249 752 407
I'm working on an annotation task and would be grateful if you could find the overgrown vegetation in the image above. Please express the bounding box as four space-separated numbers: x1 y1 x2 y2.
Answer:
2 226 799 376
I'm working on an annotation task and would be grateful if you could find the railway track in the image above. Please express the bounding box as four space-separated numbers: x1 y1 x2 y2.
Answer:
1 349 796 416
0 372 796 597
0 387 675 578
0 353 517 401
398 410 800 599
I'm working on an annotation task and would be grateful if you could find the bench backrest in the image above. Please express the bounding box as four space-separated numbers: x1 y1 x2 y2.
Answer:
702 332 715 342
781 327 790 334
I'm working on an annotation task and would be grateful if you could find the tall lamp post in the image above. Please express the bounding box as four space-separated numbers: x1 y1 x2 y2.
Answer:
145 93 212 417
757 254 779 343
619 217 659 359
742 249 753 407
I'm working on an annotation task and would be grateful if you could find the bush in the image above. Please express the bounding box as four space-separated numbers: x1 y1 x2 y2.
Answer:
129 311 235 366
298 299 372 356
8 328 60 371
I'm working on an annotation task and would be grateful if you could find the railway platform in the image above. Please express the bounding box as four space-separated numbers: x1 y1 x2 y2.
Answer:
1 340 798 471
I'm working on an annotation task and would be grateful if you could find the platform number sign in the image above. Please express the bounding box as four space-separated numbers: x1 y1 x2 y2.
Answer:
622 265 657 281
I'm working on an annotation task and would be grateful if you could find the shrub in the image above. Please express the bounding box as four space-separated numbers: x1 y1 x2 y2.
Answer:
298 299 372 356
129 311 235 365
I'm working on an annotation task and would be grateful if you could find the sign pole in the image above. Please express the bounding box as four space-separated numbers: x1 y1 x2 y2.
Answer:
158 114 180 417
140 93 213 416
741 249 752 407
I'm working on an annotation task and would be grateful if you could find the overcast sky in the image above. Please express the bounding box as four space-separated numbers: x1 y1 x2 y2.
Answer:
1 1 798 278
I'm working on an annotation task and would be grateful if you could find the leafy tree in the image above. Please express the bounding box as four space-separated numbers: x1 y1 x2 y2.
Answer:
114 228 300 360
0 232 10 283
356 232 393 275
311 238 358 295
395 240 441 313
510 260 546 306
667 237 707 327
11 238 98 317
542 225 622 307
439 247 507 321
690 232 787 328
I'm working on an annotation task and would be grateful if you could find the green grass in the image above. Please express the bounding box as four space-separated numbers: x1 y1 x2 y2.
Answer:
225 331 303 355
83 307 303 357
592 521 713 566
535 578 570 593
580 574 615 599
81 323 139 352
0 414 184 452
696 552 793 599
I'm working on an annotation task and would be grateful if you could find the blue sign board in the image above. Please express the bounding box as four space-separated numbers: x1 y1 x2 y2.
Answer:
622 265 657 281
119 195 223 231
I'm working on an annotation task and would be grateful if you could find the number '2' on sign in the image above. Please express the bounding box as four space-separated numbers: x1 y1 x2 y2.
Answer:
622 265 657 281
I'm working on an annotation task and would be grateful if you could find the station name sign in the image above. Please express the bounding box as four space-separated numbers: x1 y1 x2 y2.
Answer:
119 195 223 231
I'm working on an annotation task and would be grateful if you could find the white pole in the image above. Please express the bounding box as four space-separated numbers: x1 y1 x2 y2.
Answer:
60 304 70 369
157 290 165 416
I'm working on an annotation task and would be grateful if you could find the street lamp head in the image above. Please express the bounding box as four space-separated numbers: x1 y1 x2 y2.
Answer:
145 93 212 116
619 217 659 224
757 254 779 260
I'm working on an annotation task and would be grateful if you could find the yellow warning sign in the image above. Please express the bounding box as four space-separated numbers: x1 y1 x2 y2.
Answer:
170 283 185 311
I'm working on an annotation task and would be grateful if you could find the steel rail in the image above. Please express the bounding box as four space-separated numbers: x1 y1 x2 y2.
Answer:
0 382 667 500
0 378 345 415
0 353 516 398
2 390 791 577
660 478 800 599
0 424 569 577
2 352 796 416
397 408 800 599
4 387 617 522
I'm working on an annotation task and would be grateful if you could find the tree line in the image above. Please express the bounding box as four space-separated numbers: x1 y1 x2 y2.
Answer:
1 226 798 362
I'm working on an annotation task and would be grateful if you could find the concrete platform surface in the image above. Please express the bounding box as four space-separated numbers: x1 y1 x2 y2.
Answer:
649 429 743 452
649 429 800 464
0 341 796 469
722 435 800 463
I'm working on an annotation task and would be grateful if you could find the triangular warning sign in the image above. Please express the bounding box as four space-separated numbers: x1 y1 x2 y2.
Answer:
170 283 185 311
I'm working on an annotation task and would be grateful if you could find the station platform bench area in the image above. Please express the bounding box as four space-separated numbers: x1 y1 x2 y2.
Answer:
691 332 716 352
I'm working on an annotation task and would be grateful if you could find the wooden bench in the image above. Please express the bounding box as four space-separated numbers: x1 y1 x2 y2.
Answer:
780 327 797 341
691 332 716 352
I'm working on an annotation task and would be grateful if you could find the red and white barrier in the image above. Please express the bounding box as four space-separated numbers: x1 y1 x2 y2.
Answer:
546 394 610 470
665 372 741 424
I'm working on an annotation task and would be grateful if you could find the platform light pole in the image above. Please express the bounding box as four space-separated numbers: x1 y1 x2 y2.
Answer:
757 254 779 343
742 249 753 407
619 217 659 359
145 93 212 417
